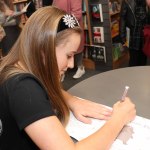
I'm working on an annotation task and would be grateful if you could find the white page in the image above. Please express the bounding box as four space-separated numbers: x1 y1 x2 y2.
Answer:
66 111 150 149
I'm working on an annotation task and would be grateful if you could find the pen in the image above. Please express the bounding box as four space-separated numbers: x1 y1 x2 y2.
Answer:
121 86 129 101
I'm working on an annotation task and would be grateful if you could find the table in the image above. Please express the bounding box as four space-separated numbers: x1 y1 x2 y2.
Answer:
68 66 150 119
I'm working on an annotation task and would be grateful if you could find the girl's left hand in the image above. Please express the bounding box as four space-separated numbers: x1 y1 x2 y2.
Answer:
70 96 112 124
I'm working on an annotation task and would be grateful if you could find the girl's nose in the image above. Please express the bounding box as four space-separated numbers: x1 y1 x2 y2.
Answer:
68 56 74 69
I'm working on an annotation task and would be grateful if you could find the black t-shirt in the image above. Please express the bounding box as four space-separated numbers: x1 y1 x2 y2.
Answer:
0 73 55 150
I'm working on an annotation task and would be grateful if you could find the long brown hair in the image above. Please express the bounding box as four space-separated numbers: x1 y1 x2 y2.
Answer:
0 6 82 124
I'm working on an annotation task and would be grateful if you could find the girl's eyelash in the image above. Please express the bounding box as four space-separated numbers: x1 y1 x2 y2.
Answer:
67 54 74 58
67 55 72 58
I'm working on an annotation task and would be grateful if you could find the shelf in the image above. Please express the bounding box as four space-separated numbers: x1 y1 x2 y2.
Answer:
82 0 122 71
13 0 27 4
83 58 95 70
113 50 129 69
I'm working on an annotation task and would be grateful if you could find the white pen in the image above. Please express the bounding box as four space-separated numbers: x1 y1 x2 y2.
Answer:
121 86 130 101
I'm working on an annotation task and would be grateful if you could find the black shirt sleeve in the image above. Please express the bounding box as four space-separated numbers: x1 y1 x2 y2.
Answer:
7 74 55 130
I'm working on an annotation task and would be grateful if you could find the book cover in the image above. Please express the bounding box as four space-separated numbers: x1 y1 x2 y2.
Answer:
112 43 122 61
90 4 103 22
93 26 104 43
111 20 119 38
90 46 106 63
66 110 150 149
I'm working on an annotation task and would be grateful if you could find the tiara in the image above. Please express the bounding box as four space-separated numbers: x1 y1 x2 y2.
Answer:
57 14 80 32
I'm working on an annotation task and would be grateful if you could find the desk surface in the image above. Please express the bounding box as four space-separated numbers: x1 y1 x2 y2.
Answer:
68 66 150 119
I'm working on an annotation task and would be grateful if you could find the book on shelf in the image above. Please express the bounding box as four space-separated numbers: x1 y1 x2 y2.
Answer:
90 46 106 63
6 2 31 22
93 26 104 43
126 27 130 47
112 43 123 61
66 106 150 149
83 45 106 63
82 0 86 12
111 20 119 38
109 2 113 14
90 3 103 22
109 1 121 14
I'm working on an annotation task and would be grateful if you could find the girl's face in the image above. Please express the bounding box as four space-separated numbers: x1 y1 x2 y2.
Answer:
56 33 81 76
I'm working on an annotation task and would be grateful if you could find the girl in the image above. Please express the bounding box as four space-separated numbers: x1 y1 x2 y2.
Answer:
0 6 136 150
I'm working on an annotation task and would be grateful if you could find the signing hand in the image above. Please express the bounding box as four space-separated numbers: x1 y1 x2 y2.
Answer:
112 97 136 125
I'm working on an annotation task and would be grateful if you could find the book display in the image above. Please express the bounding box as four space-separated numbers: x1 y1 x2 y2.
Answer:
7 2 31 22
90 4 103 23
82 0 107 70
91 46 106 63
82 0 129 70
12 0 43 25
110 0 129 68
12 0 28 24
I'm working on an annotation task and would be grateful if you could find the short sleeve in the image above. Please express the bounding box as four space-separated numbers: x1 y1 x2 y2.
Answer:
8 75 55 130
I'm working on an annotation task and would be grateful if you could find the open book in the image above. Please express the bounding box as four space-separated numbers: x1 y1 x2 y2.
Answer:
6 2 31 22
66 110 150 149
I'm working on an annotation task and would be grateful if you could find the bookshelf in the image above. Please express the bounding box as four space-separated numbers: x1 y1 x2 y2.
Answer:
12 0 43 27
13 0 27 4
12 0 28 25
82 0 129 70
82 0 95 69
110 0 129 68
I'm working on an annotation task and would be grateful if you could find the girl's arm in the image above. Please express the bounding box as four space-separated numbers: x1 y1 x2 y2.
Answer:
61 89 112 124
25 97 136 150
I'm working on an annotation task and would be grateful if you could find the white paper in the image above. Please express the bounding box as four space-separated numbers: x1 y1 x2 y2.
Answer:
66 111 150 149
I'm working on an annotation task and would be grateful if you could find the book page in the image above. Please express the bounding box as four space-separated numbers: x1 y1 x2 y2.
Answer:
66 111 150 149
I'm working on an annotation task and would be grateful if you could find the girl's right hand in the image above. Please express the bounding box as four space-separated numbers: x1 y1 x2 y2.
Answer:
112 97 136 125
